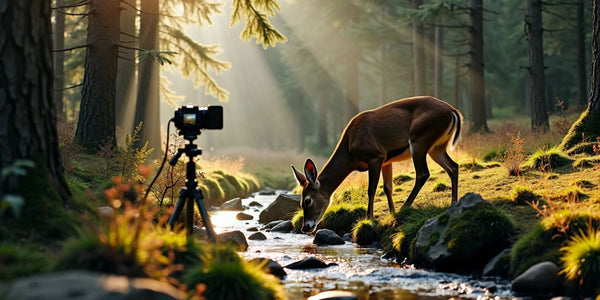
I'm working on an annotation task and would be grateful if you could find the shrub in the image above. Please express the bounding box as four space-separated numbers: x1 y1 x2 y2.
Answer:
510 185 539 205
522 147 574 171
560 227 600 296
353 219 379 246
319 203 367 236
184 245 285 300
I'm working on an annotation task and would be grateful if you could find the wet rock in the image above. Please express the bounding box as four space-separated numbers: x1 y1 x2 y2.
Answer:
247 227 259 232
236 212 253 221
308 290 357 300
411 193 515 273
284 257 337 269
342 233 353 242
249 201 263 207
511 261 561 296
262 220 284 230
3 270 185 300
217 230 248 251
270 220 294 233
483 248 511 277
313 229 344 246
220 198 243 211
258 187 276 195
249 258 287 279
248 232 267 241
258 194 300 223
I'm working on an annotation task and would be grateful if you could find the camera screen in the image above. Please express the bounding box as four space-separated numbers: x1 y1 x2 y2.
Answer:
183 113 196 125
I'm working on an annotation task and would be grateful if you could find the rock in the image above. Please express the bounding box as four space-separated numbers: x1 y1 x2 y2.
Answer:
236 212 253 221
98 206 114 218
217 231 248 251
271 220 294 233
308 290 357 300
220 198 243 211
342 233 353 242
284 257 337 269
249 258 287 279
249 201 263 207
247 227 259 232
262 220 284 230
410 193 516 273
511 261 561 296
482 248 511 277
248 232 267 240
3 270 185 300
258 194 301 223
313 229 345 246
258 187 276 195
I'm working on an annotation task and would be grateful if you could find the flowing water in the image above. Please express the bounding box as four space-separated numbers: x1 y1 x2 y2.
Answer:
209 192 513 300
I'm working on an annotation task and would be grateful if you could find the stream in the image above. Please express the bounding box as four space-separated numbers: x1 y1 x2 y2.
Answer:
208 192 513 300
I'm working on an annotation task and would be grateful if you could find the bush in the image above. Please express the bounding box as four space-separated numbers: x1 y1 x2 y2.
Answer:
184 245 285 300
319 203 367 236
560 227 600 296
353 219 379 246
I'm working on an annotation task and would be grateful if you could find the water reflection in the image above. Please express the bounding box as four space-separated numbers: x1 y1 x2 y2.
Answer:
208 193 512 299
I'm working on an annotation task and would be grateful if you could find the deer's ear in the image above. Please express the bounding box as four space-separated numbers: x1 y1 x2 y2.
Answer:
304 159 318 184
291 165 307 185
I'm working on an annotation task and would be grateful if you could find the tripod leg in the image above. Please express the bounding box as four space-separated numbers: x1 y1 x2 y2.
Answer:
168 189 187 230
193 189 216 243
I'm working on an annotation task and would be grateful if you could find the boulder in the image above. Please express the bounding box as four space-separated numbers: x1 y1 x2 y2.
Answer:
217 231 248 251
511 261 561 296
270 220 294 233
247 227 259 232
220 198 243 211
483 248 511 277
3 270 185 300
248 232 267 241
258 187 276 195
249 258 287 279
308 290 357 300
313 229 345 246
284 257 337 269
410 193 516 273
262 220 284 230
236 212 253 221
258 194 300 223
248 201 263 207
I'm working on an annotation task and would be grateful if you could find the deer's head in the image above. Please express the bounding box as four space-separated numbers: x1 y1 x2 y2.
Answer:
291 159 330 233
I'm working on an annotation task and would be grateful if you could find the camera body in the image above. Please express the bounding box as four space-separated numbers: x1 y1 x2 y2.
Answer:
173 105 223 140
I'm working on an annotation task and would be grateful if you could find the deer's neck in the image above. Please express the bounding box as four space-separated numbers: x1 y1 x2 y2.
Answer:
317 141 354 196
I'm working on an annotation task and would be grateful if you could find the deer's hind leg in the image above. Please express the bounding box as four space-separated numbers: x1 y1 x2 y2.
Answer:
382 164 395 213
429 146 459 202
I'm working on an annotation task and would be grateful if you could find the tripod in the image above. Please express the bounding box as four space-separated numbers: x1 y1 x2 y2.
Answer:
167 141 216 243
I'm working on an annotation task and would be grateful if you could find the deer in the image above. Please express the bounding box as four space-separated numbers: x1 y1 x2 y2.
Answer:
291 96 463 233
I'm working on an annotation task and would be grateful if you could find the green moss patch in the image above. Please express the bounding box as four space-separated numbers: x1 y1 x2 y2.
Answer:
319 203 367 236
379 207 445 257
522 147 574 171
353 219 379 246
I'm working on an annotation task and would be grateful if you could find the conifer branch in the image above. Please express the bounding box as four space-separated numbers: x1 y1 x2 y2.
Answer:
52 43 91 52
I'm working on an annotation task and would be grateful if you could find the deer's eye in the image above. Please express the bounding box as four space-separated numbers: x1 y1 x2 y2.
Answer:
304 197 313 207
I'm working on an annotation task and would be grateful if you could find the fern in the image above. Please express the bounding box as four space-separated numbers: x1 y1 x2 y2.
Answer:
116 122 154 181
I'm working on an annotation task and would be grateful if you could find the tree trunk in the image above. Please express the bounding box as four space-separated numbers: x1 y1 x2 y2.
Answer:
317 93 328 150
526 0 549 133
116 0 138 140
295 92 305 153
135 0 162 154
412 0 425 95
576 0 587 108
468 0 488 132
561 0 600 150
53 0 65 120
0 0 69 198
434 26 444 98
75 0 120 150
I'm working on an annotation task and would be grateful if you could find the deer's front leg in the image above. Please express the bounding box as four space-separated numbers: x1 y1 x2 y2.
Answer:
367 159 383 219
382 164 395 213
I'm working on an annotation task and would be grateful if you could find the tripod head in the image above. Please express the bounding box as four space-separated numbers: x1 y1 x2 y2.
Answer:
169 140 202 166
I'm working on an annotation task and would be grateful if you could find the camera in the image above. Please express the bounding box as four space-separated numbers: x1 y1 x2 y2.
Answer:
173 105 223 140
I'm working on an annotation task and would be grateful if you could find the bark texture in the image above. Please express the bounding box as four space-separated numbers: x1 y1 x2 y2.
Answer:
576 0 587 108
526 0 549 132
412 0 425 95
561 0 600 149
53 0 65 120
116 0 138 138
0 0 68 197
434 26 444 98
75 0 120 150
468 0 488 132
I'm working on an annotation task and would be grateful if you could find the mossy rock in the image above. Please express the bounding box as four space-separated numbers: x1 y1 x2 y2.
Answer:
572 156 600 168
199 177 225 206
560 109 600 151
565 142 600 156
353 219 379 246
510 209 600 277
410 193 516 273
319 203 367 236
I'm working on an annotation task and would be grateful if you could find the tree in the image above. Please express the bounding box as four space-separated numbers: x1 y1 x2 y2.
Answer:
467 0 488 132
0 0 69 199
75 0 120 150
53 0 66 120
412 0 426 95
526 0 549 132
561 0 600 150
116 0 138 137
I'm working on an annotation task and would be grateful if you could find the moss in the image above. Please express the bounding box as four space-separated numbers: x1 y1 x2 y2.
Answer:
319 203 367 236
291 209 304 233
510 185 540 205
565 142 600 156
200 177 225 206
331 186 367 205
573 156 600 168
0 243 49 280
510 209 600 277
572 179 596 189
392 174 413 185
560 227 600 297
483 149 505 162
560 109 600 151
522 147 574 171
353 219 379 246
431 181 449 192
380 207 445 257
